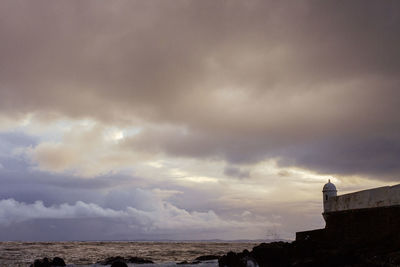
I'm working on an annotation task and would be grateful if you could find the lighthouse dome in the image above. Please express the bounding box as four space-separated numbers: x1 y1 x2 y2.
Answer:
323 180 336 192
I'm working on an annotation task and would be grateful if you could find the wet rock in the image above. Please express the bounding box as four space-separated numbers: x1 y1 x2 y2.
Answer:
195 255 220 261
30 257 66 267
52 257 66 266
97 256 125 265
251 242 291 266
98 256 153 265
218 251 247 267
31 258 49 267
219 240 400 267
111 262 128 267
126 256 154 264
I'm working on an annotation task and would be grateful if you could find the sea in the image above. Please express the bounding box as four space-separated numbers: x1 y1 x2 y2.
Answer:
0 241 260 267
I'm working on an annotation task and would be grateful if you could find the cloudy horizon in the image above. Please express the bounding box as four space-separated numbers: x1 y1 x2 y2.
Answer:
1 0 400 241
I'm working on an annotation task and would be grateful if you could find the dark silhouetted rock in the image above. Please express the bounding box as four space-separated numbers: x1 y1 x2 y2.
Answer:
126 256 154 264
218 251 247 267
219 240 400 267
52 257 66 266
195 255 220 261
98 256 153 265
97 256 126 265
30 257 66 267
111 261 128 267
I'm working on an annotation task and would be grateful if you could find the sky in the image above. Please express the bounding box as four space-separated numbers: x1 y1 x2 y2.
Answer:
1 0 400 241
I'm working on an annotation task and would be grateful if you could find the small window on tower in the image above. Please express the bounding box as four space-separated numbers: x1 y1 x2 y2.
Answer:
325 194 328 201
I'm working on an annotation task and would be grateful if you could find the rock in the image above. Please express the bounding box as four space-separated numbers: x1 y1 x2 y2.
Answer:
250 242 290 266
97 256 126 265
126 256 154 264
219 240 400 267
111 262 128 267
195 255 220 261
98 256 153 265
30 257 66 267
218 251 247 267
52 257 66 266
32 259 49 267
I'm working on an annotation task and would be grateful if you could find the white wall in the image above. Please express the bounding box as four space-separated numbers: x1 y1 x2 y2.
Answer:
325 184 400 213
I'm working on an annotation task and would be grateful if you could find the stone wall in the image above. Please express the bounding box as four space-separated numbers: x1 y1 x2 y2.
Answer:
324 184 400 213
296 205 400 246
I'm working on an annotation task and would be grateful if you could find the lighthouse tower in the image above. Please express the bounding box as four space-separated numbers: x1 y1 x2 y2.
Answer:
322 179 337 214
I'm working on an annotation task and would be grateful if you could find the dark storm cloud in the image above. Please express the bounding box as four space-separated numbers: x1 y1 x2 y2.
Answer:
278 136 400 179
1 0 400 178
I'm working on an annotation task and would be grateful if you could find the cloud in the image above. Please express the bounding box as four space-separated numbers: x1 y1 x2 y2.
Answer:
1 0 400 240
278 136 400 179
1 1 398 178
0 197 275 238
224 166 250 179
22 122 150 177
0 149 334 240
0 199 122 225
3 143 393 240
0 131 38 157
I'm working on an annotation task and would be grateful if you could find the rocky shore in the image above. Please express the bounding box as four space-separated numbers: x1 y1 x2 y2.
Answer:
30 256 155 266
30 255 219 266
29 239 400 267
218 240 400 267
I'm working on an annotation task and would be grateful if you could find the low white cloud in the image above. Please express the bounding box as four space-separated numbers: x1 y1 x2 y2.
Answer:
0 198 276 237
0 199 123 225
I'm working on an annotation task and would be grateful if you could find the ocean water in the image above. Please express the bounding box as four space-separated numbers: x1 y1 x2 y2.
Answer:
0 241 258 267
